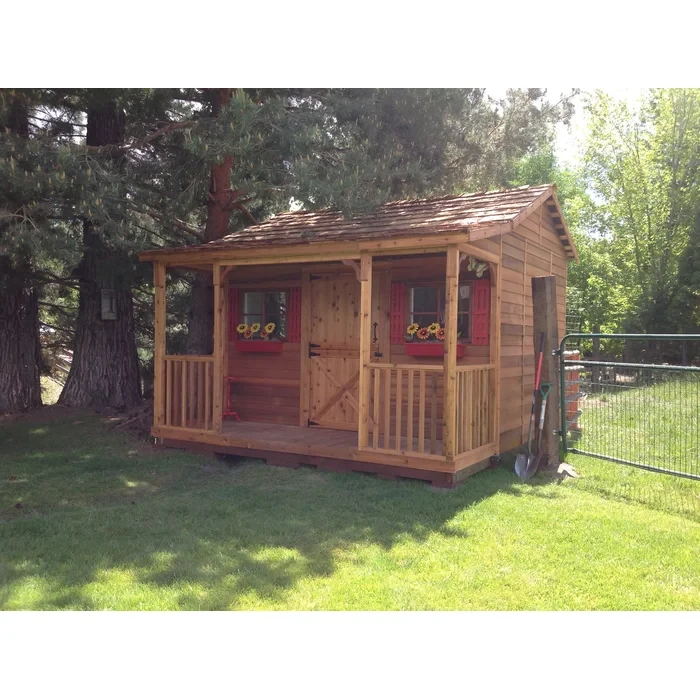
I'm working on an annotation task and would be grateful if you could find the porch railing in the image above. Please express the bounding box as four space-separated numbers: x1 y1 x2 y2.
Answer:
367 363 444 456
455 365 496 455
161 355 215 431
364 363 496 459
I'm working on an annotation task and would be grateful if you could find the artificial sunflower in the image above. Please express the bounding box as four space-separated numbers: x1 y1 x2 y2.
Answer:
427 322 441 335
406 323 419 336
250 322 261 333
416 327 430 340
436 327 446 341
236 323 248 334
264 322 276 334
243 329 253 339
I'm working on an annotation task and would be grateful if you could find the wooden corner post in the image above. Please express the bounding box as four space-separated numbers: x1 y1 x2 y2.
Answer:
358 254 373 449
153 262 166 427
213 262 224 433
443 245 460 460
531 275 561 469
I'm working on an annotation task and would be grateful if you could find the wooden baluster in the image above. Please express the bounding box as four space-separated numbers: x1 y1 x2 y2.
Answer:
166 359 173 427
188 361 195 427
383 368 391 450
204 362 211 431
181 360 187 428
372 368 380 449
430 372 437 455
418 371 426 453
465 370 472 452
196 361 203 429
395 368 403 451
457 371 463 454
406 369 414 452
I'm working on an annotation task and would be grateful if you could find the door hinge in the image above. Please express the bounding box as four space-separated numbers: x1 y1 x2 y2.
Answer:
307 419 319 427
310 274 322 281
308 342 320 357
374 351 383 358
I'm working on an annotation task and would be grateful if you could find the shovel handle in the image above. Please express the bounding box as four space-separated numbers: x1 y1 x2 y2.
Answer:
538 383 551 430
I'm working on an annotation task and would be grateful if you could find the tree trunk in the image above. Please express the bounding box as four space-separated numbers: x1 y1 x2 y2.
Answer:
0 92 42 412
0 258 42 413
186 88 234 355
59 101 141 410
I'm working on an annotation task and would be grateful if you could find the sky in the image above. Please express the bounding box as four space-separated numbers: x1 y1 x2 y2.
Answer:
550 88 645 167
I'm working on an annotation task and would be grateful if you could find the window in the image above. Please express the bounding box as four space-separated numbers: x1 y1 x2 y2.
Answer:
240 290 287 339
409 284 472 342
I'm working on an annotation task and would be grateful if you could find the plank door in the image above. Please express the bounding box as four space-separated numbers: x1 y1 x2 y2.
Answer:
307 273 372 431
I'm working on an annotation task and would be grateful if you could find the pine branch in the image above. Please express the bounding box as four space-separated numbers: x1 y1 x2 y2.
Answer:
86 120 198 155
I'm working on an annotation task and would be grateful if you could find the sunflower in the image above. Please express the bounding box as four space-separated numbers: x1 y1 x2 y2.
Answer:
243 329 253 339
416 327 430 340
236 323 248 334
436 327 446 341
406 323 420 336
427 322 441 335
264 322 276 334
250 322 261 333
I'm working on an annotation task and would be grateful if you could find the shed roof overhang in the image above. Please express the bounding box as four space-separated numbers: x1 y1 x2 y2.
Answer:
139 184 578 267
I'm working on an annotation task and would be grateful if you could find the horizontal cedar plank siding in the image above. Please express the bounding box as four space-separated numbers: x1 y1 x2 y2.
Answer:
494 206 569 449
226 343 301 425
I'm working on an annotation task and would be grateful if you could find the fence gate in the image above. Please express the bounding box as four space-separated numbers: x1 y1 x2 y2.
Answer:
559 334 700 481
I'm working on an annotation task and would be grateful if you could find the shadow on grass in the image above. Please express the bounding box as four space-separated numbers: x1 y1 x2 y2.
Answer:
0 413 549 610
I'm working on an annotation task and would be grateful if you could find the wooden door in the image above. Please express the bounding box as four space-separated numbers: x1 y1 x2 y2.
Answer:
308 274 363 430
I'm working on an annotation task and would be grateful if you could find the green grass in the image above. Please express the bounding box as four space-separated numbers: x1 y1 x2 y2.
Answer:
1 410 700 610
571 375 699 477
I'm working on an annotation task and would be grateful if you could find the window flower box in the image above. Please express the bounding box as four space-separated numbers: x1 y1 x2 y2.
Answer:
405 343 466 358
235 340 284 354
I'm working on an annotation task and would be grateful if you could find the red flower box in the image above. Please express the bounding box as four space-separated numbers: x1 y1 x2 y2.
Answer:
235 340 284 353
405 343 466 358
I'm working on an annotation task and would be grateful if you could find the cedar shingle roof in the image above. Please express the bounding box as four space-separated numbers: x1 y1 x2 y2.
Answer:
140 184 577 261
211 184 553 249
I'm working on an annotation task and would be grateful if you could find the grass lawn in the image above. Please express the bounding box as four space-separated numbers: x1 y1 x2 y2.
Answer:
1 409 699 610
571 374 699 478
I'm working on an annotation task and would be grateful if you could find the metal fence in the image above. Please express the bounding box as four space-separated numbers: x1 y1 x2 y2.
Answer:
559 334 700 481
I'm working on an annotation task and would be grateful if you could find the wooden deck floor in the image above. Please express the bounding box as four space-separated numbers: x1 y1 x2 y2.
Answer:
154 419 494 487
221 420 359 450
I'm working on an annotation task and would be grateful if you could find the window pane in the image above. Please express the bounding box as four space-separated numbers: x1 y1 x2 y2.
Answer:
457 314 470 341
412 313 440 329
244 292 264 316
458 284 471 313
412 287 438 314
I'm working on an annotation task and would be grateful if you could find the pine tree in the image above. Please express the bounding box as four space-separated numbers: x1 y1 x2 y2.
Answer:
0 90 43 412
58 93 142 410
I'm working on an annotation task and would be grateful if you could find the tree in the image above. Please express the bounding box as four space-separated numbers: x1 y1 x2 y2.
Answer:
58 94 142 410
166 88 576 353
0 90 43 412
583 89 700 334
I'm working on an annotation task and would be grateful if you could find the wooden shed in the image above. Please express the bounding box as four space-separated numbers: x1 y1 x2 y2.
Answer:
139 184 576 486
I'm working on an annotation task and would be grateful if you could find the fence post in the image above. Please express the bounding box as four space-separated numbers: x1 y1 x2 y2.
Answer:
532 276 560 469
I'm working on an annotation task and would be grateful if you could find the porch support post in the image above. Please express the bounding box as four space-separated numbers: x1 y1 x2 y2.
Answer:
443 245 459 459
358 254 373 449
153 262 166 427
490 258 502 451
213 262 224 433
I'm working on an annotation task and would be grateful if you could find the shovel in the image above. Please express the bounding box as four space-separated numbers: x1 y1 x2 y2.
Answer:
522 382 551 481
515 332 546 478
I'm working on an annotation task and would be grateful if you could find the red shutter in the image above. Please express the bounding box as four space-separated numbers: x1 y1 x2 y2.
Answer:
472 279 490 345
287 287 301 343
228 287 239 340
390 282 406 345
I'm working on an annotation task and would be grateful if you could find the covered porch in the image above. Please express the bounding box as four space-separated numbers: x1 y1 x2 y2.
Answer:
149 241 501 485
